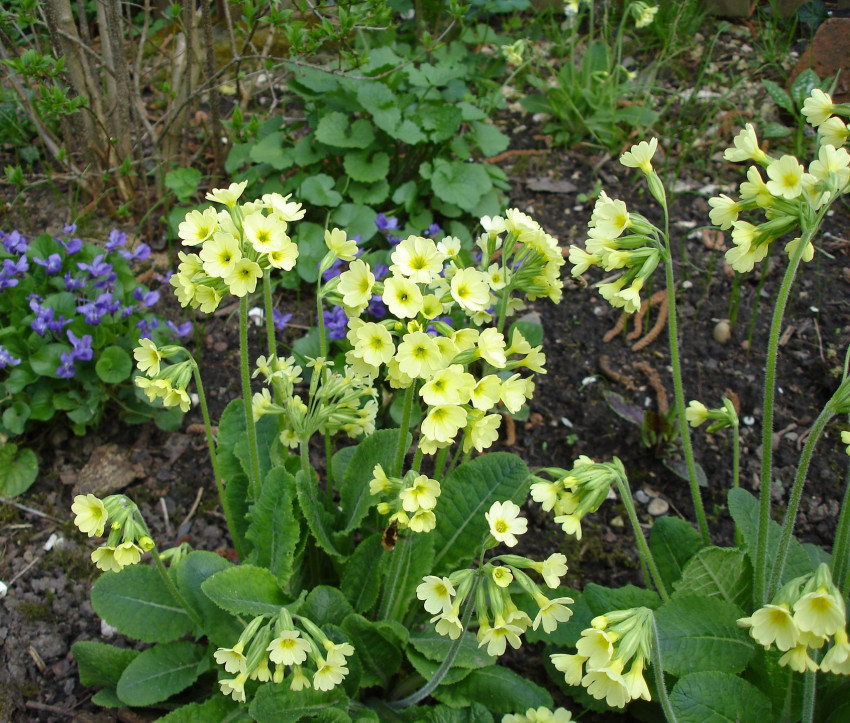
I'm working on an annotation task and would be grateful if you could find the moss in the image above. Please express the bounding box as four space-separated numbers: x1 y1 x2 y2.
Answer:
17 597 55 623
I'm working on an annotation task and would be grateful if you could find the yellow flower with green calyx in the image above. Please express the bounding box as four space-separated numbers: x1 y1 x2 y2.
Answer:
71 494 108 537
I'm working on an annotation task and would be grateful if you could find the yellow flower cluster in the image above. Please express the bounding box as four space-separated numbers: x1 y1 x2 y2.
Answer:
419 501 573 653
738 563 850 675
708 90 850 274
252 354 377 447
567 179 663 314
502 706 574 723
685 397 737 433
173 184 304 310
552 607 654 709
370 464 441 533
133 338 193 412
530 457 625 540
214 609 355 702
71 493 154 572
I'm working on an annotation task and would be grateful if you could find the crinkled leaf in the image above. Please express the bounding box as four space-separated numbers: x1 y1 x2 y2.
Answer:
72 641 139 689
406 646 473 686
157 696 243 722
418 104 463 142
664 457 708 488
656 596 754 677
302 585 354 627
246 467 299 589
201 564 288 616
379 534 434 623
91 564 193 643
340 534 384 613
408 629 495 669
790 68 821 108
432 453 529 574
582 583 661 614
672 547 751 608
116 641 205 706
669 671 772 723
434 665 552 713
174 551 241 647
296 466 344 561
250 683 349 723
650 516 704 591
341 613 403 687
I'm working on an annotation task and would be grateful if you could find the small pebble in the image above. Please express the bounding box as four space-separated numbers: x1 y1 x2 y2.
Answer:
101 620 119 639
634 490 651 504
713 320 731 344
610 515 625 528
0 580 6 599
648 498 669 516
581 376 598 386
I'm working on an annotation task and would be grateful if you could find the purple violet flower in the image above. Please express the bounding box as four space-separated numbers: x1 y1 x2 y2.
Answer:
166 320 193 338
423 222 441 237
322 307 348 341
371 262 389 281
120 243 151 263
375 213 399 232
29 299 55 336
33 253 63 275
56 351 76 379
67 330 93 361
3 256 28 276
60 236 83 255
367 294 387 319
136 318 160 338
77 254 112 279
133 287 160 308
46 315 71 333
273 309 292 331
2 230 28 254
0 345 22 368
63 223 77 234
104 229 127 252
64 273 85 291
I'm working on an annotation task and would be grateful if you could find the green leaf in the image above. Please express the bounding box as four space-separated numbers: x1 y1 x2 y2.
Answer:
417 104 463 142
235 414 277 486
669 671 772 723
343 150 389 184
0 442 38 497
672 547 751 608
582 583 661 614
174 551 242 647
302 586 355 627
762 122 793 139
91 565 193 643
29 343 66 377
409 629 495 669
157 696 241 723
468 121 509 157
2 401 30 435
379 534 434 623
296 466 344 561
330 203 379 243
246 467 300 589
116 641 205 706
249 132 294 170
332 446 357 488
348 179 390 206
293 136 327 166
432 453 530 574
165 167 202 202
340 429 407 533
392 180 419 211
650 516 703 590
293 223 327 283
406 647 473 686
356 82 401 134
71 641 139 689
95 346 132 384
250 683 350 723
790 68 820 109
430 161 491 212
92 689 124 707
394 119 426 145
201 564 289 616
761 79 795 114
341 614 403 687
727 487 812 583
421 703 493 723
435 666 552 713
507 320 543 348
655 596 754 677
224 472 251 557
300 174 343 207
340 534 384 613
315 112 375 149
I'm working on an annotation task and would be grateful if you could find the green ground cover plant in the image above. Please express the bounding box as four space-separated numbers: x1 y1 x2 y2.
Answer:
0 225 184 497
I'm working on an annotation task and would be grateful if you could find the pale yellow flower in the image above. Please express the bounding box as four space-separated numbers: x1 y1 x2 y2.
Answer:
766 155 807 200
724 124 767 164
802 88 834 127
206 181 247 207
417 575 456 615
620 138 658 174
338 259 375 309
485 500 527 547
391 236 445 284
178 207 218 246
421 404 467 444
200 232 242 279
354 322 395 367
738 604 799 652
382 275 424 318
71 494 107 537
325 227 357 261
243 211 289 254
451 267 491 313
267 631 311 665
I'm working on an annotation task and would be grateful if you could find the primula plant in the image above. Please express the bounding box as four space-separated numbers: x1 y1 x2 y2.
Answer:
0 225 182 497
547 89 850 720
71 183 575 720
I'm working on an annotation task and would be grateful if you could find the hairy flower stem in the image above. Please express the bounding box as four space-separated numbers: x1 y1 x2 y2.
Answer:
192 362 244 559
832 473 850 598
802 667 817 723
616 475 668 601
651 616 678 723
390 576 480 709
240 297 262 500
262 271 276 359
393 383 416 477
378 535 413 622
732 419 742 548
316 285 334 496
769 404 834 599
663 251 710 546
151 548 203 629
434 446 450 480
755 233 809 606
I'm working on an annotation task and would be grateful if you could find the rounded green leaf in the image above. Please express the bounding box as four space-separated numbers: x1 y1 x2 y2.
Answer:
315 112 375 149
343 150 389 183
300 174 342 207
0 443 38 497
29 343 67 377
95 346 132 384
430 161 491 212
669 671 772 723
116 641 205 706
2 401 30 435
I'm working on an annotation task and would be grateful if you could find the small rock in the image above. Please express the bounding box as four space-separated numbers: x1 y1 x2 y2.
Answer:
634 490 651 505
0 580 6 599
610 515 625 528
101 619 119 638
73 443 145 497
648 498 669 516
713 320 731 344
214 341 228 353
